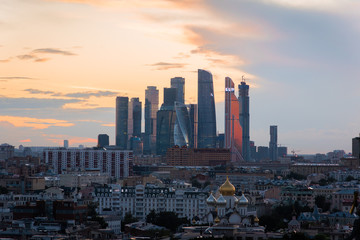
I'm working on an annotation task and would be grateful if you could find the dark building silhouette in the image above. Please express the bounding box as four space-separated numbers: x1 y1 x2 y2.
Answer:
115 96 128 149
98 134 109 147
197 69 216 148
144 86 159 155
171 77 185 104
250 141 256 161
353 136 360 159
257 146 269 161
156 88 177 155
189 104 198 148
238 77 250 161
278 146 288 158
129 98 142 139
269 125 278 161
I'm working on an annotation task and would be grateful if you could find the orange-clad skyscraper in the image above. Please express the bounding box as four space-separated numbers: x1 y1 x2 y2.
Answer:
225 77 243 162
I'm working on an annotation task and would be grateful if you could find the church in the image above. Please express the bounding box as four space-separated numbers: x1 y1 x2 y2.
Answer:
204 176 259 227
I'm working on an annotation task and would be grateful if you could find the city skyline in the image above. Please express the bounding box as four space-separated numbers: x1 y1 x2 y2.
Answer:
1 0 360 153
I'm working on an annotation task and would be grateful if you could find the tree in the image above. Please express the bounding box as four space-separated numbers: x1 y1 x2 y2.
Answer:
87 202 108 228
122 212 137 230
346 175 355 182
315 195 331 212
146 211 189 232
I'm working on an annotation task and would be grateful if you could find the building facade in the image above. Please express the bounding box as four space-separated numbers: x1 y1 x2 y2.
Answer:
238 78 250 161
98 134 109 148
174 102 192 147
197 69 217 148
225 77 243 162
144 86 159 155
269 125 278 161
43 148 133 179
170 77 185 104
116 97 129 149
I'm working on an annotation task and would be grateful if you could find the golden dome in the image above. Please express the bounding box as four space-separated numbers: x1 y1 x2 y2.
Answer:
254 216 259 222
214 216 220 223
219 176 236 196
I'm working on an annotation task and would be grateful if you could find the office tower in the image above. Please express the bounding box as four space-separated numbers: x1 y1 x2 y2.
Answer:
269 125 278 161
156 88 177 155
238 77 250 161
278 146 288 158
225 77 243 162
171 77 185 104
197 69 217 148
64 140 69 148
353 136 360 158
189 104 198 148
217 134 225 148
144 86 159 155
250 141 257 161
98 134 109 148
129 137 143 155
116 96 129 149
257 146 269 161
174 102 192 147
128 98 142 138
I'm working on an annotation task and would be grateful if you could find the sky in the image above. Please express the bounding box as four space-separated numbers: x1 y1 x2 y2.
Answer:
1 0 360 154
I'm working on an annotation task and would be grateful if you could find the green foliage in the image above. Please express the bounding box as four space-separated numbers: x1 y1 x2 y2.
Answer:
122 212 138 230
346 175 355 181
146 211 189 232
315 195 331 212
259 202 310 232
314 234 329 240
283 232 310 240
87 202 108 228
0 186 8 194
285 172 306 180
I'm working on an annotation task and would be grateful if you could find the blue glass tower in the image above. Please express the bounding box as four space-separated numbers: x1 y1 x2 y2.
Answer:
197 69 217 148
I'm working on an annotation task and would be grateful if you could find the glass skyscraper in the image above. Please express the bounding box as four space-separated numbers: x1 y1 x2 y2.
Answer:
128 97 142 138
225 77 243 162
144 86 159 154
174 102 192 147
115 96 128 149
171 77 185 104
238 78 250 161
156 88 177 155
197 69 217 148
269 125 278 161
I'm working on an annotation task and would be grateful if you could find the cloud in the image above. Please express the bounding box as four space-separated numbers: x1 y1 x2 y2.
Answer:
0 76 35 80
22 89 118 99
32 48 76 56
64 90 118 98
0 58 11 63
102 123 115 127
16 48 77 62
19 139 31 143
148 62 188 70
0 116 74 129
0 97 81 110
24 89 56 95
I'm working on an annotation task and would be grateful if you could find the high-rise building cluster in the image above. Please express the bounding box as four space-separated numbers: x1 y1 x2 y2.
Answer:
107 69 287 162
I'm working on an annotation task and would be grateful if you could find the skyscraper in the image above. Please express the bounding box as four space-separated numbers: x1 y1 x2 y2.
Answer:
128 98 142 138
64 140 69 148
269 125 278 161
98 134 109 148
238 77 250 161
116 96 128 149
197 69 217 148
189 104 198 148
353 136 360 159
225 77 243 162
156 88 177 155
144 86 159 154
174 102 192 147
171 77 185 104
